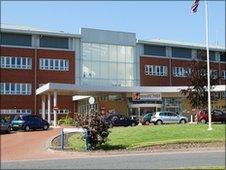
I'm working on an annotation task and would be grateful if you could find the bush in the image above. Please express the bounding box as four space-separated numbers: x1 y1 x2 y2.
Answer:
58 115 74 125
74 110 109 150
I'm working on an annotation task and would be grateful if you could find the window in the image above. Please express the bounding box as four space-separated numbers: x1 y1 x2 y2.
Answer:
40 36 69 49
210 70 218 79
1 33 32 47
0 83 32 95
144 45 166 56
220 52 226 62
172 47 191 59
221 70 226 79
197 50 216 61
39 58 69 71
81 43 137 87
0 109 31 115
173 67 191 77
144 65 168 76
0 56 32 69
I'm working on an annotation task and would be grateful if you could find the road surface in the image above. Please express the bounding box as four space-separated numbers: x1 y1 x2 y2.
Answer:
1 150 225 169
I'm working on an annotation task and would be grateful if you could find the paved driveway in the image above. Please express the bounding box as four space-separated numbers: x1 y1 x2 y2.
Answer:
1 128 61 161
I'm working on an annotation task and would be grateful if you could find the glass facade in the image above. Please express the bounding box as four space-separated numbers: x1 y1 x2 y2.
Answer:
1 33 32 47
40 36 69 49
81 43 137 87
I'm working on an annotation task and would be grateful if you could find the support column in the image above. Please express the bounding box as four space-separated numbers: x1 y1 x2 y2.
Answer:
47 93 51 124
53 91 57 127
41 95 46 119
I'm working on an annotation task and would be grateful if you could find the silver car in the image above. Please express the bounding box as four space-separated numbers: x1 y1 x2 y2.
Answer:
0 118 11 133
151 111 188 125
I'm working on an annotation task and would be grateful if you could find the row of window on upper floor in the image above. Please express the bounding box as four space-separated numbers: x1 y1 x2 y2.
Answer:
144 64 226 79
143 45 226 62
0 33 69 49
0 56 69 71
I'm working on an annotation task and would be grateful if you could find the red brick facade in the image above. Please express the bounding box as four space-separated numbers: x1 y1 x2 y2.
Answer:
140 55 226 86
0 46 76 115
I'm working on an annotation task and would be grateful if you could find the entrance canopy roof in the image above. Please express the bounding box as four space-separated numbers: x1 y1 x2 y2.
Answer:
36 83 226 96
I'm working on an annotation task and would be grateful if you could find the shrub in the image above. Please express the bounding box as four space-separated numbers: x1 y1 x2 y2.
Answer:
74 110 109 150
58 115 74 125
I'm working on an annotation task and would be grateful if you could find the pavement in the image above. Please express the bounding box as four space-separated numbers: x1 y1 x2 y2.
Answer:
1 127 225 169
0 127 61 161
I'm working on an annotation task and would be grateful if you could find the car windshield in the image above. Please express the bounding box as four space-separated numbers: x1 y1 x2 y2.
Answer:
13 115 23 120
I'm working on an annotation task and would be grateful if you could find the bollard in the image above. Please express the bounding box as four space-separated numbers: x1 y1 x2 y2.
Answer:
61 128 64 150
84 128 89 152
190 115 193 123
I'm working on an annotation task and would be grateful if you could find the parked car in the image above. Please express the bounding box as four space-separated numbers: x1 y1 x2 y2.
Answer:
0 118 11 133
151 111 188 125
11 115 49 131
195 109 226 123
141 112 153 125
105 114 139 127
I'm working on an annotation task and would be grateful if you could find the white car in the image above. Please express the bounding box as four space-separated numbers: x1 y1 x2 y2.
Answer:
151 111 188 125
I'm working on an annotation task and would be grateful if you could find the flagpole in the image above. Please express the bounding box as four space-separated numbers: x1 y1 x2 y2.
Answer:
205 0 212 131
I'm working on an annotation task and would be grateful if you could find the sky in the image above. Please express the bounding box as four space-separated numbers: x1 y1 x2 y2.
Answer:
1 1 225 47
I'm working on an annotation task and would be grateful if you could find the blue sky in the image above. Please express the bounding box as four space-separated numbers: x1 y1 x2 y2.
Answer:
1 1 225 46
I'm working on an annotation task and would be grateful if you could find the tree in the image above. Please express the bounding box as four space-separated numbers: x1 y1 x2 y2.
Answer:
74 110 109 150
180 59 219 110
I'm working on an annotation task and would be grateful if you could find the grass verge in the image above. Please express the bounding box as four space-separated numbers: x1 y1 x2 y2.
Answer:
68 124 225 151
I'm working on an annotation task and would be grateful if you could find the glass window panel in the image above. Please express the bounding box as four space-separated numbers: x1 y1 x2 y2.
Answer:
126 63 134 79
82 61 92 78
11 57 15 67
125 46 133 63
22 58 26 67
118 46 126 62
0 83 4 93
50 60 54 69
17 58 21 67
11 84 15 93
100 62 109 79
55 60 59 69
60 60 64 69
83 43 92 60
109 63 117 79
91 61 100 78
109 45 117 62
92 44 100 61
16 84 20 94
118 63 125 79
100 44 108 61
6 57 10 67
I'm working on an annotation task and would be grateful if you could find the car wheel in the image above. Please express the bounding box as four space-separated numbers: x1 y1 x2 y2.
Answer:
180 119 186 124
145 121 150 125
200 119 206 124
7 126 11 133
156 120 162 125
43 124 49 130
24 125 30 132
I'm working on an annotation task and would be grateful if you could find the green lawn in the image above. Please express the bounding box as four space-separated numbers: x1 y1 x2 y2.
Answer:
68 124 225 151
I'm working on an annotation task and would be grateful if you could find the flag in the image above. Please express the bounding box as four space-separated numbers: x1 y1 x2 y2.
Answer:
191 0 200 13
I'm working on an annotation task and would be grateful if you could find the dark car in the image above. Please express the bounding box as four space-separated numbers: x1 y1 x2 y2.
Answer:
11 115 49 131
141 113 153 125
0 118 11 133
195 109 226 123
105 114 138 127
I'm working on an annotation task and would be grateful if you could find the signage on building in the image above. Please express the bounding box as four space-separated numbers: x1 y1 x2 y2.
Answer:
89 97 95 105
53 106 59 111
132 93 161 101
